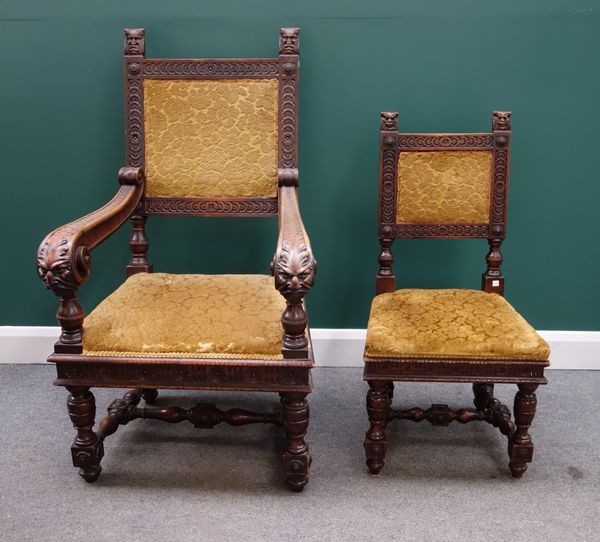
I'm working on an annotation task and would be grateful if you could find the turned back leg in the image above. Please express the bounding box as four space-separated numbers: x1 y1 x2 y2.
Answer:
364 380 392 475
66 386 104 482
473 383 494 411
142 389 158 404
281 392 310 492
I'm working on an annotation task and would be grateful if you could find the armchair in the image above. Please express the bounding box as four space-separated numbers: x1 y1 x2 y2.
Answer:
36 27 316 492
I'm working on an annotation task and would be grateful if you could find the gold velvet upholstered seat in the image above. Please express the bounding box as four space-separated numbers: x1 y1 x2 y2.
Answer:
83 273 286 359
365 288 549 361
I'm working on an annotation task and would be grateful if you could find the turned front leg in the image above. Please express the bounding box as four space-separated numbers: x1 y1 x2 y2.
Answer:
364 380 391 475
281 392 310 492
66 386 104 482
509 383 539 478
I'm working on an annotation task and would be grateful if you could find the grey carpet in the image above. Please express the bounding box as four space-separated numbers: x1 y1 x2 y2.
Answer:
0 365 598 542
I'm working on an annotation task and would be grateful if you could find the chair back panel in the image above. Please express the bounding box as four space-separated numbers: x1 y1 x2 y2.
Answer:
375 111 512 296
396 150 493 224
143 78 279 198
123 28 300 217
378 111 511 239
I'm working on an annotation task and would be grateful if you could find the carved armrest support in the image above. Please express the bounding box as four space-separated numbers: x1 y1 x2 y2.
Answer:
36 167 144 352
271 184 316 358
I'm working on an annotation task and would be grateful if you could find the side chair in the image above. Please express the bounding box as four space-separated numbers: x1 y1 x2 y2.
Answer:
363 111 550 478
36 27 316 492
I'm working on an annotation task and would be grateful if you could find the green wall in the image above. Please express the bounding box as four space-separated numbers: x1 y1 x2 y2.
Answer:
2 0 599 329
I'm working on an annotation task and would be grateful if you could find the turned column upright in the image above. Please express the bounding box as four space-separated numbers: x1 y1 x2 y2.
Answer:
126 211 152 277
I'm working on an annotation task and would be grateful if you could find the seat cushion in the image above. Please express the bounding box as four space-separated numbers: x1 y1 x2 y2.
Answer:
83 273 286 359
365 289 549 361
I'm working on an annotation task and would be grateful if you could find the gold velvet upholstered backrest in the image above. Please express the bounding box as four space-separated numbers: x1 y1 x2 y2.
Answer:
378 111 512 239
123 28 300 216
375 111 513 297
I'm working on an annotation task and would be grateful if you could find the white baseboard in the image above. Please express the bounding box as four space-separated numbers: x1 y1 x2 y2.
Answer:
1 326 598 369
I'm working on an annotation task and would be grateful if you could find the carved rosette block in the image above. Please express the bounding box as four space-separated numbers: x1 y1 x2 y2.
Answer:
66 387 103 482
279 27 299 55
364 381 391 475
509 383 538 478
281 392 310 492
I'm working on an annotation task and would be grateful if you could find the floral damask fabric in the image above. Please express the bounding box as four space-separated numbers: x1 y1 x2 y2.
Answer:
83 273 286 359
396 151 492 224
144 79 279 198
365 289 549 361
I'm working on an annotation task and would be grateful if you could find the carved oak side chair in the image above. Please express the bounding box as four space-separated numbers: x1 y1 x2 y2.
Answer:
363 111 550 478
36 27 316 492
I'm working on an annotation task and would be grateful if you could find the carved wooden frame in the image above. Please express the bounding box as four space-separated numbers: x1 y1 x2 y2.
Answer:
50 354 313 393
378 112 510 240
366 111 548 479
376 111 512 296
124 30 300 218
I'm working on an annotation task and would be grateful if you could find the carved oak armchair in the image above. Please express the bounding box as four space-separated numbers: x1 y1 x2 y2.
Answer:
36 28 316 492
363 112 549 478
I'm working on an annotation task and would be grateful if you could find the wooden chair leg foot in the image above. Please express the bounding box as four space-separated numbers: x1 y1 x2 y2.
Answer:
79 465 102 483
66 386 104 482
142 389 158 404
281 392 310 492
509 462 527 479
364 380 391 475
508 383 538 478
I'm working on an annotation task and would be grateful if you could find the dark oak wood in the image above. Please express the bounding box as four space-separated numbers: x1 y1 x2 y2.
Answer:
37 167 144 353
365 111 548 478
509 383 538 478
36 27 314 492
126 209 152 277
97 388 283 443
364 381 391 475
66 386 104 482
281 392 310 492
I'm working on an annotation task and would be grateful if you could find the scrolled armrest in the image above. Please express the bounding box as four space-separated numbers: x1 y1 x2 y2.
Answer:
36 167 144 353
271 183 316 358
37 167 144 295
